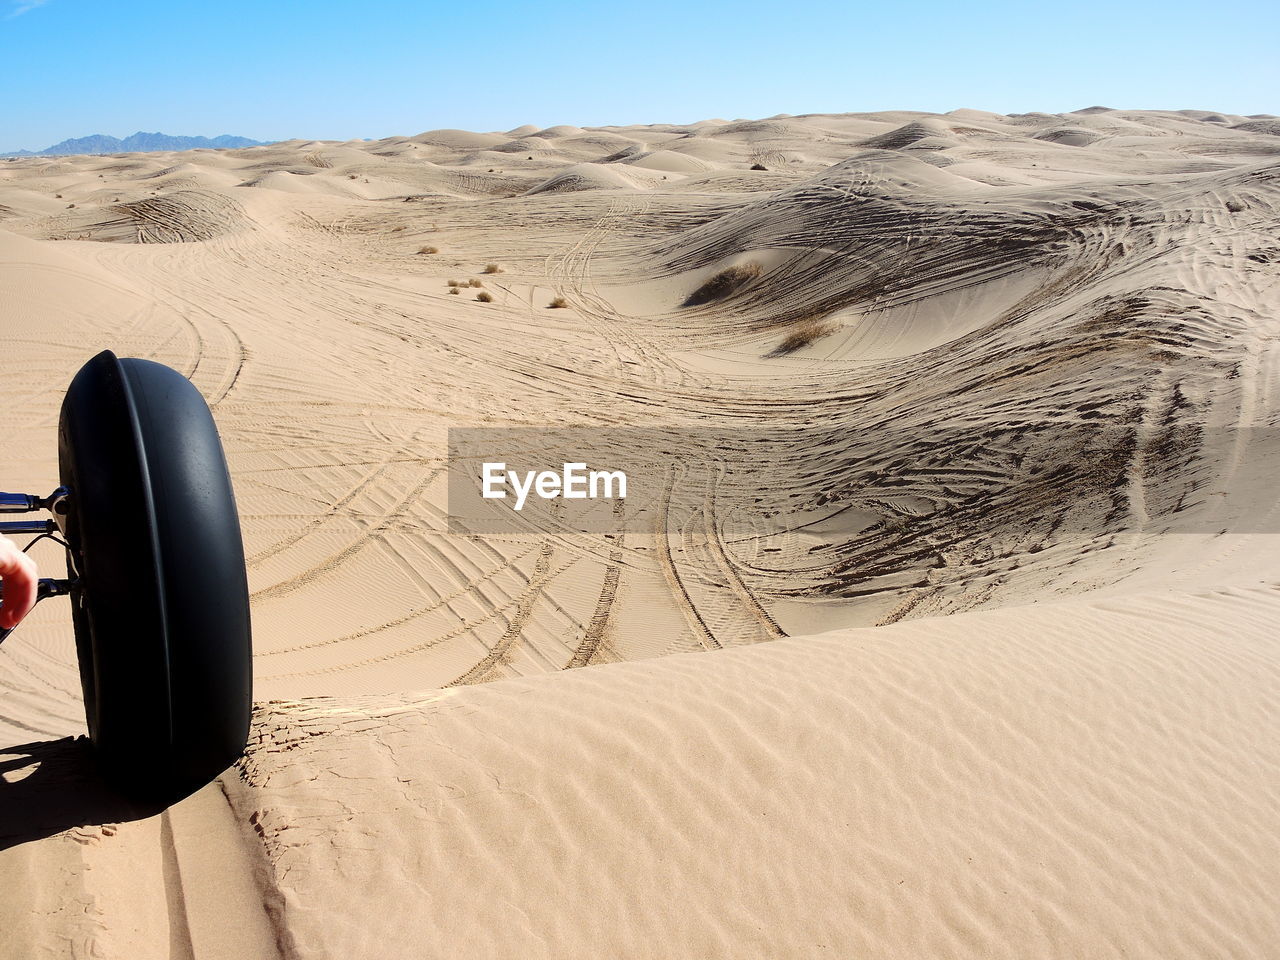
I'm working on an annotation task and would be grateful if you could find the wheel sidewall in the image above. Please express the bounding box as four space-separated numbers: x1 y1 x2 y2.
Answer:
59 351 252 799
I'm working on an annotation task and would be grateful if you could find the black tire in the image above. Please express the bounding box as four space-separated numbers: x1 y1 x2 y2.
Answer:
58 350 252 802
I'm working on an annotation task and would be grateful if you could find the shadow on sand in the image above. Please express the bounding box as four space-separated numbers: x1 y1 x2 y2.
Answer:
0 737 164 851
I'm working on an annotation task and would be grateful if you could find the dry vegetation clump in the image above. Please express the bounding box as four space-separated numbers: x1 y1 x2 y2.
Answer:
750 163 768 171
392 225 406 232
476 291 493 303
684 262 762 306
880 515 910 534
347 173 358 180
766 318 836 357
548 296 568 309
482 263 502 274
418 245 438 255
448 287 460 294
468 279 484 288
447 279 460 287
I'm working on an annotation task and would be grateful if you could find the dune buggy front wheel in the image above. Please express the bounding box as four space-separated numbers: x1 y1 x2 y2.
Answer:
55 350 252 801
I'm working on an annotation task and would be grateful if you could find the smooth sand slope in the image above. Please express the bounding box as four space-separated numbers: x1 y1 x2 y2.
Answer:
1 108 1278 958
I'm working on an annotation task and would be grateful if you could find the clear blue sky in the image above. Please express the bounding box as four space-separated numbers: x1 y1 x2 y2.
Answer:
2 0 1276 152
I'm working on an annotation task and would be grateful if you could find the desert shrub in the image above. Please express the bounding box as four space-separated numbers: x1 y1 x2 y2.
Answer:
684 263 762 306
348 174 358 180
447 278 460 287
476 291 493 303
482 263 502 274
67 203 75 208
449 287 460 294
767 319 836 357
750 163 768 171
418 245 438 254
468 279 484 288
548 296 568 308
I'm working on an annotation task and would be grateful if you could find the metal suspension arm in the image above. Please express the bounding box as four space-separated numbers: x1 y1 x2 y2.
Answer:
0 487 70 537
0 487 76 645
0 492 44 513
0 519 57 536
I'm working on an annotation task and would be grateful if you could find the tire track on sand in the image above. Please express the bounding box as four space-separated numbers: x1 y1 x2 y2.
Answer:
565 500 626 669
702 470 788 641
251 459 444 601
655 465 722 650
245 429 428 569
447 540 556 686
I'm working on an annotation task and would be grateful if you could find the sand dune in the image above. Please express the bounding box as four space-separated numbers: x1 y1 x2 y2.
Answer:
1 109 1279 958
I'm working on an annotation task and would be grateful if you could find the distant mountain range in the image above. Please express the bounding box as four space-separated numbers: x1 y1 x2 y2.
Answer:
2 132 269 157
